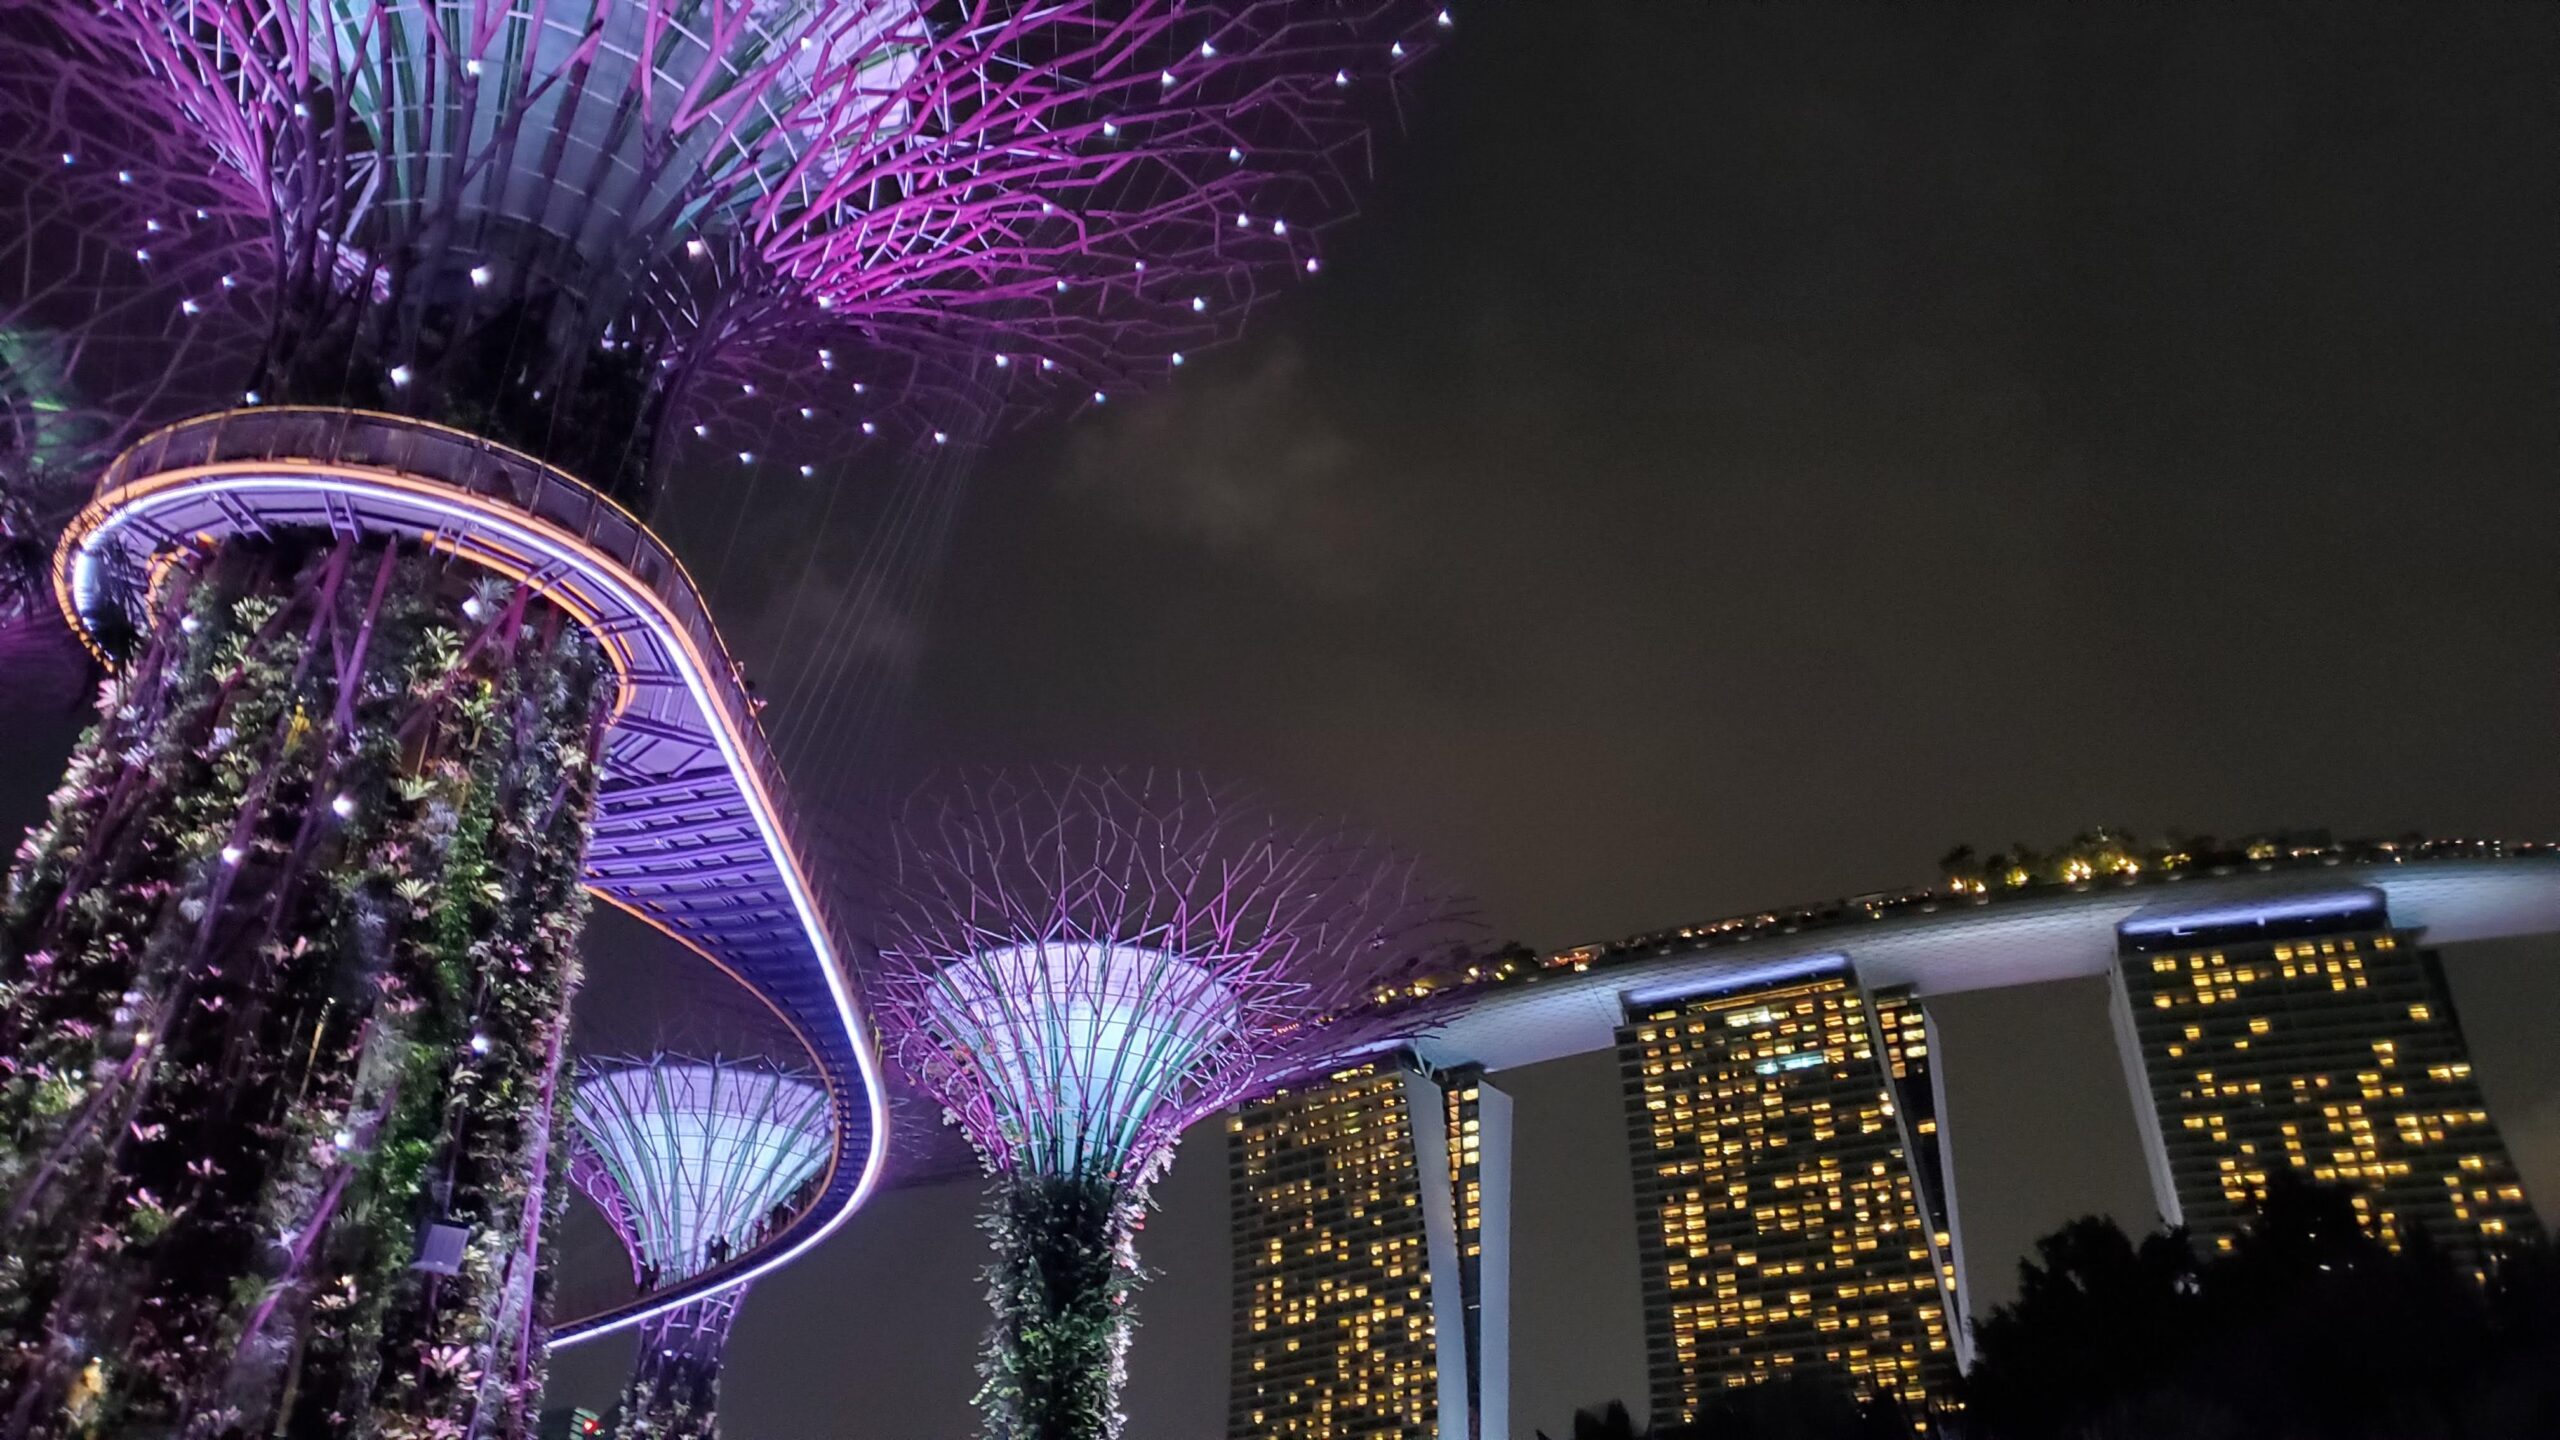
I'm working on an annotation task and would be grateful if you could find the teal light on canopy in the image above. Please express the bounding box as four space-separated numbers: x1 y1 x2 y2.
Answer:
573 1058 833 1281
921 941 1242 1176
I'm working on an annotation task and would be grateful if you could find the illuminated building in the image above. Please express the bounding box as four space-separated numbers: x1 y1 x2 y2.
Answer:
871 769 1460 1440
2108 892 2543 1266
1227 1059 1510 1440
1363 850 2560 1432
569 1057 833 1437
1616 963 1956 1427
1869 986 1967 1364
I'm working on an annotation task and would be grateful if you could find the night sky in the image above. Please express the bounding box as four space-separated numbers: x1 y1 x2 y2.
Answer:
7 2 2560 1437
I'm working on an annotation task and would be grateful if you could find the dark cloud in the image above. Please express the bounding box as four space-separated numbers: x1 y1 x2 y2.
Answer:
844 4 2560 1434
1058 337 1389 596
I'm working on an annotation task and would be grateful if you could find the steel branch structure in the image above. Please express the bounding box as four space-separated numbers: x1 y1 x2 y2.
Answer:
876 770 1460 1181
68 0 1453 490
0 0 1445 1429
0 27 264 697
871 768 1461 1439
570 1056 831 1437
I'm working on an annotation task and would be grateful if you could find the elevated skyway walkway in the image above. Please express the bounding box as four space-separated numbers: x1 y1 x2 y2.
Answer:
1412 858 2560 1074
54 407 887 1346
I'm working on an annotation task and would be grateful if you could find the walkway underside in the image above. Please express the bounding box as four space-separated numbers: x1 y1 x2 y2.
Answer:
54 407 886 1345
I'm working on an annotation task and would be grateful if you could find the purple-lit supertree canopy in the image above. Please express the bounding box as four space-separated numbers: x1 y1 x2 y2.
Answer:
0 0 1444 1429
872 769 1461 1440
568 1057 830 1439
68 0 1452 494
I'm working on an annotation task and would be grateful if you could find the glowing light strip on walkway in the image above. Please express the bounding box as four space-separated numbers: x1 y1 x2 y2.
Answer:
1622 952 1850 1011
2117 889 2384 941
59 468 890 1344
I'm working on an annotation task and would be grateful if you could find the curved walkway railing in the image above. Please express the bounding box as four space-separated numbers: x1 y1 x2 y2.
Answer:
56 407 886 1344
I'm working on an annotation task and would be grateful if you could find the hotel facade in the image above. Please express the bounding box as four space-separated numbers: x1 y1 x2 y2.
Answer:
1616 966 1959 1425
1227 1060 1512 1440
2107 893 2542 1265
1225 852 2560 1434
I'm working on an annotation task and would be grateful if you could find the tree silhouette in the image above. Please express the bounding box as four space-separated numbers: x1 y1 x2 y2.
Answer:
1550 1181 2560 1440
1963 1175 2560 1440
1963 1215 2203 1436
1689 1374 1915 1440
1540 1400 1648 1440
1542 1376 1915 1440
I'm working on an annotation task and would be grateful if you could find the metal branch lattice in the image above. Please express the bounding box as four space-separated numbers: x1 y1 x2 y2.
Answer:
871 768 1464 1184
569 1056 833 1435
570 1056 833 1284
62 0 1453 470
0 19 265 630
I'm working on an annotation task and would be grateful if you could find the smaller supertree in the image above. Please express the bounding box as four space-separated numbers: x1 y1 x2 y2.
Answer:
569 1057 832 1439
871 769 1462 1440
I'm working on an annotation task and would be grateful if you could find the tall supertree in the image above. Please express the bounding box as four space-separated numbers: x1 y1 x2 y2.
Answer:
0 0 1446 1429
871 769 1462 1440
72 0 1453 494
567 1057 830 1440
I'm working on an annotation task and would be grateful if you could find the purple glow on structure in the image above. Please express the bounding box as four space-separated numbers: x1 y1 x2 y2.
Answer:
572 1059 832 1281
0 24 264 700
55 455 894 1347
568 1056 833 1420
872 769 1467 1182
61 0 1451 454
921 941 1244 1173
4 0 1447 1348
1622 953 1851 1011
0 26 262 581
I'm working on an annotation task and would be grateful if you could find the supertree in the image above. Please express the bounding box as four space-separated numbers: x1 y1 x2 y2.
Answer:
567 1057 830 1440
870 769 1463 1440
68 0 1454 495
0 0 1446 1428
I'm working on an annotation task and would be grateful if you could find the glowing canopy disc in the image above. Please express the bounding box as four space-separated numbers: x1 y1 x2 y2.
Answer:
922 941 1243 1175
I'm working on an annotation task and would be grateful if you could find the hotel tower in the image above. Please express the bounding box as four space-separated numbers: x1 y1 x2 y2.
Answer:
1228 1060 1512 1440
1615 962 1958 1427
2108 891 2541 1268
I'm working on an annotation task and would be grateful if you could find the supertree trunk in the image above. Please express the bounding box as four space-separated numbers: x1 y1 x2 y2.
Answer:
0 533 608 1439
611 1292 741 1440
979 1170 1145 1440
568 1055 832 1440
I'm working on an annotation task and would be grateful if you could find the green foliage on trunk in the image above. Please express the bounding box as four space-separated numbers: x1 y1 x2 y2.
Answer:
606 1388 719 1440
977 1171 1146 1440
0 535 607 1438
